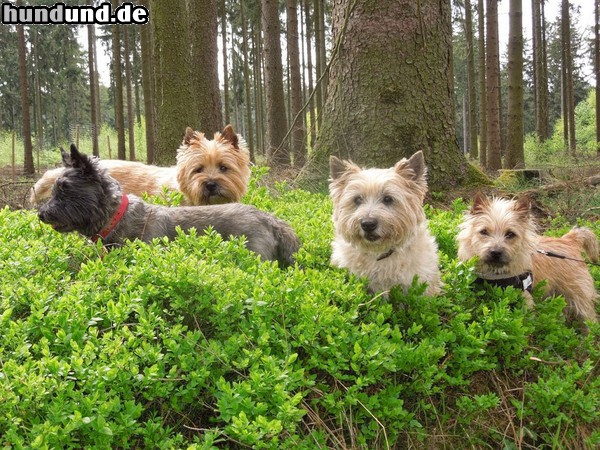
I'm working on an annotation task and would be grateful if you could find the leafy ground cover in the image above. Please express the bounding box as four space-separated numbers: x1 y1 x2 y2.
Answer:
0 171 599 449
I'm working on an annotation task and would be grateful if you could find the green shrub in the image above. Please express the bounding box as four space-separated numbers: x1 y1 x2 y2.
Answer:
0 177 598 449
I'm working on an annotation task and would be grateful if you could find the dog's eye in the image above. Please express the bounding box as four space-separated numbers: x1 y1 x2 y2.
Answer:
382 195 394 205
219 165 228 173
479 229 489 236
195 166 204 173
505 231 517 239
354 196 363 205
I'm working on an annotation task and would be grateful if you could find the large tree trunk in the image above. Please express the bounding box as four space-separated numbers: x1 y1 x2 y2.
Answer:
189 0 223 134
485 0 502 171
307 0 466 190
150 0 196 165
261 0 290 166
477 0 487 168
17 20 34 175
505 0 524 169
287 0 306 166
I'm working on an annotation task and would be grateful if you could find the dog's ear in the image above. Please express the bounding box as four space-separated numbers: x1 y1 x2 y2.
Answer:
60 147 73 167
471 191 490 215
395 151 427 184
183 127 196 145
69 144 95 175
221 124 240 149
329 156 359 181
513 196 531 217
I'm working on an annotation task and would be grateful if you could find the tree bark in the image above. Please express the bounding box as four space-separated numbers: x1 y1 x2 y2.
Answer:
287 0 306 166
139 0 156 163
112 0 126 160
17 19 34 174
220 0 230 126
561 0 576 155
150 0 196 165
240 0 255 162
124 27 136 160
261 0 290 166
477 0 487 168
532 0 549 141
594 0 600 156
464 0 478 160
87 12 99 157
505 0 524 169
485 0 502 171
307 0 466 190
189 0 223 134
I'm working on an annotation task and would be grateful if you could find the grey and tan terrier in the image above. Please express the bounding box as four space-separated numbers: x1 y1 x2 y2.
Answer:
38 144 300 267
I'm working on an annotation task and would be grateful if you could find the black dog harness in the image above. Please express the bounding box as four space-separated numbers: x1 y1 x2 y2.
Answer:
474 271 533 293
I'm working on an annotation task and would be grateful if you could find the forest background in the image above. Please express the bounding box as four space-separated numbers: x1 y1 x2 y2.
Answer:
0 0 599 193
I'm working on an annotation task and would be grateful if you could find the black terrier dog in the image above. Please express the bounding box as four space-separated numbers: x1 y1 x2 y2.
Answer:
38 144 301 267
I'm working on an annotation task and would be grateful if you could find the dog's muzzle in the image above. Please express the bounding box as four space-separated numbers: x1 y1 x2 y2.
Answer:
360 218 379 241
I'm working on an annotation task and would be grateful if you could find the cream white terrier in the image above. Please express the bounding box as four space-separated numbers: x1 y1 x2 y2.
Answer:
329 151 441 295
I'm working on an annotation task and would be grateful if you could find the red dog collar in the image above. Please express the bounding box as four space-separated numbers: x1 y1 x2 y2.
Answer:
91 194 129 243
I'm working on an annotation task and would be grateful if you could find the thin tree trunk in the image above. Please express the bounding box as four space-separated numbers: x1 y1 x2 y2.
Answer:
261 0 290 166
465 0 478 159
594 0 600 156
140 0 156 163
220 0 230 125
33 29 43 162
240 1 255 162
17 18 34 174
287 0 305 166
313 0 323 129
132 28 142 125
485 0 502 171
112 0 126 160
124 27 136 160
477 0 487 168
87 11 99 157
532 0 549 141
505 0 524 169
305 0 317 151
562 0 576 155
253 26 265 157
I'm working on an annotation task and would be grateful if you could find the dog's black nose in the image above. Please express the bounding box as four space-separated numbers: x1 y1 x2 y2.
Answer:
206 181 218 193
489 249 504 261
361 218 378 232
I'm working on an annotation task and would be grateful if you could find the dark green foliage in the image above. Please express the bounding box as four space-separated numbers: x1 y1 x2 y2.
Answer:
0 175 599 448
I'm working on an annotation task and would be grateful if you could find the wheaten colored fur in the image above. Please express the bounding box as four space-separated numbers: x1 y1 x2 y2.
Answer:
176 125 250 205
329 151 441 295
29 125 250 206
457 193 598 322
